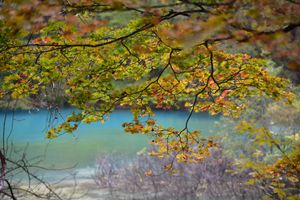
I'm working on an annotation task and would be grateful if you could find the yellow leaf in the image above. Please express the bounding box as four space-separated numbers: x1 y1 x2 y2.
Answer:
144 169 153 176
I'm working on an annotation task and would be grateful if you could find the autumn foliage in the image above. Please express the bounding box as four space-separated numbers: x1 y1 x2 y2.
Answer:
0 0 300 199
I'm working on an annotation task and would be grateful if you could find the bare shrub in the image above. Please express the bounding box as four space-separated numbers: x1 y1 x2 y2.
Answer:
94 148 263 200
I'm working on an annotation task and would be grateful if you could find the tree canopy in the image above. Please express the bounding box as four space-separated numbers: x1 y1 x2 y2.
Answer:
0 0 299 199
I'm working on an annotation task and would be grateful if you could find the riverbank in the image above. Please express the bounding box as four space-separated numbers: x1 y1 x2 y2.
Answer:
3 177 111 200
0 95 189 112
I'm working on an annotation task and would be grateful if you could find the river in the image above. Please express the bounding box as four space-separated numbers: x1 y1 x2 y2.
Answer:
0 108 219 181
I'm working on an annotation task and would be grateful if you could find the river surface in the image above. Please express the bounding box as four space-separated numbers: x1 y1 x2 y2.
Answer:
0 109 219 180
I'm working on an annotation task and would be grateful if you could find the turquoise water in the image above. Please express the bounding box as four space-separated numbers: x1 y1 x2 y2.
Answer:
0 109 219 176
